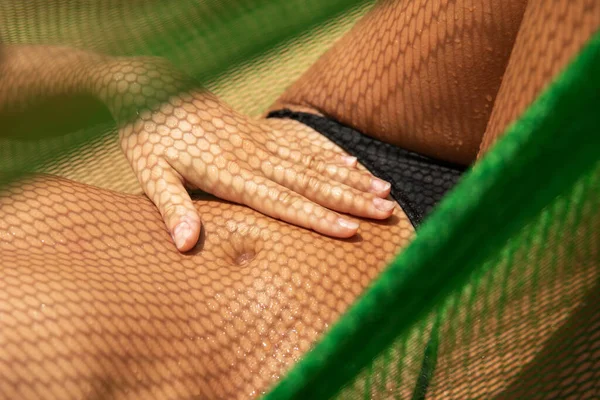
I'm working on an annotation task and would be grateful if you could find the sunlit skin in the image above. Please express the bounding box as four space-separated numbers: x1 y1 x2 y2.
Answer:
1 46 395 252
0 0 598 398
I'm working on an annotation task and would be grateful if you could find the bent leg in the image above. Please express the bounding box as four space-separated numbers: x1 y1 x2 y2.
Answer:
274 0 529 164
477 0 600 156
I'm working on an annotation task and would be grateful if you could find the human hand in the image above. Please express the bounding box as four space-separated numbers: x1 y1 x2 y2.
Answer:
102 59 394 252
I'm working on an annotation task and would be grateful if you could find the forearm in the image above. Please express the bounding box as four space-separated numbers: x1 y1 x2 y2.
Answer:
0 44 194 129
0 45 107 114
0 46 396 251
274 0 528 164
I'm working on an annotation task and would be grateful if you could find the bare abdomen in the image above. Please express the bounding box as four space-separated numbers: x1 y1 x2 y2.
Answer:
0 175 413 399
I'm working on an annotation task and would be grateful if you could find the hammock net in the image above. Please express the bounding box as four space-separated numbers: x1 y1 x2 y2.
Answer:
1 0 599 399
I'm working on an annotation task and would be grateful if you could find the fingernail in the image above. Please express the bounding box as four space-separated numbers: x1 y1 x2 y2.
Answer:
342 156 357 166
338 218 359 230
373 197 395 212
370 178 391 194
173 221 191 250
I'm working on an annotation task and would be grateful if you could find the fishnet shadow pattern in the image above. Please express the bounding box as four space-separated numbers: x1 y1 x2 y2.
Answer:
0 0 372 192
263 23 600 400
0 174 414 399
495 280 600 399
330 164 600 399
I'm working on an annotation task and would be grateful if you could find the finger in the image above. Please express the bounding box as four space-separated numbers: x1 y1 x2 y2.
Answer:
306 155 392 197
262 120 353 162
140 163 201 252
264 131 340 157
266 117 346 152
336 155 358 167
265 138 358 168
262 118 360 167
265 148 391 198
255 142 389 197
260 161 396 220
239 175 361 238
183 167 360 238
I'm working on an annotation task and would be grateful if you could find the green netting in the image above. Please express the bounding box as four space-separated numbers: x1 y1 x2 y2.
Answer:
1 1 599 399
1 0 366 77
264 31 600 399
0 0 370 186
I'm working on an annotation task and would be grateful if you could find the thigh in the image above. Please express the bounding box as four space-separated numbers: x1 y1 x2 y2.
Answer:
276 0 529 164
477 0 600 157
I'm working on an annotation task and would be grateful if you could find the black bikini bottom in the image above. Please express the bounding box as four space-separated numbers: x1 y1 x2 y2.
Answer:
267 109 466 228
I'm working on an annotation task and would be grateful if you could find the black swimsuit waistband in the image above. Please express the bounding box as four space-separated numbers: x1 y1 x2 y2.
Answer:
267 109 466 228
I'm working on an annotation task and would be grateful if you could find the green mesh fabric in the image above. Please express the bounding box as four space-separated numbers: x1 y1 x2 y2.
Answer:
263 31 600 399
0 0 373 195
0 0 371 188
1 2 599 399
0 0 366 77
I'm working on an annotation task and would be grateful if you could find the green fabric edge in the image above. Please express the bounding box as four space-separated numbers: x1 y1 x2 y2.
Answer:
262 31 600 400
0 0 370 187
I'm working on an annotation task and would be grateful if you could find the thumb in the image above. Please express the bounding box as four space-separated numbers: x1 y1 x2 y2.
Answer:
142 165 201 252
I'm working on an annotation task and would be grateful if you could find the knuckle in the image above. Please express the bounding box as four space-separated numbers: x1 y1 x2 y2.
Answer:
264 139 279 153
335 166 350 181
303 154 326 172
148 165 165 182
312 206 328 219
242 138 258 153
226 159 241 174
302 154 316 168
161 201 193 224
276 190 299 208
313 160 327 172
163 147 180 164
161 202 181 220
301 173 322 193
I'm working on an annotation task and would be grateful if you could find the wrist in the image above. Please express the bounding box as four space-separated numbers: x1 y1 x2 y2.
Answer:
89 55 196 124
